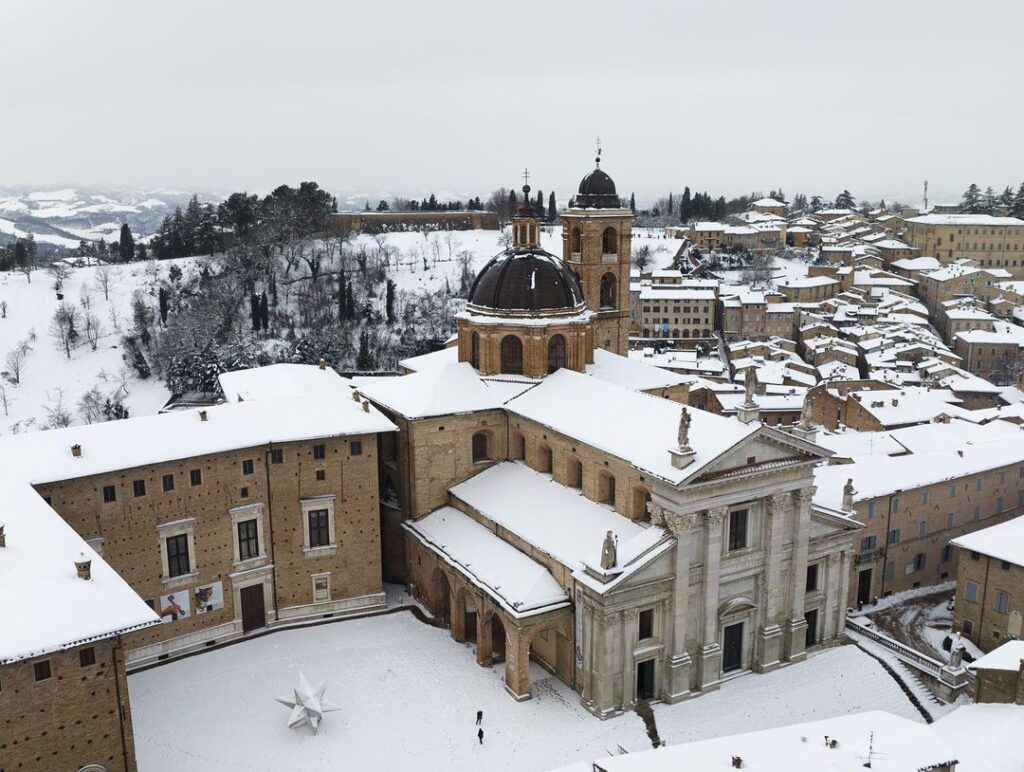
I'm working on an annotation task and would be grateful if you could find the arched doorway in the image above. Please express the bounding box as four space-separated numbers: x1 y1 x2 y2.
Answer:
500 335 523 375
602 227 618 255
570 227 582 254
600 273 617 309
470 331 480 368
432 568 452 628
547 334 566 373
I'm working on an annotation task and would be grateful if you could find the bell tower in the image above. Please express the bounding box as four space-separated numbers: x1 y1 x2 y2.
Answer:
561 147 633 355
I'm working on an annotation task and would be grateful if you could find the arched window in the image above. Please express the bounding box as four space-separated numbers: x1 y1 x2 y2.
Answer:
500 335 523 375
681 329 689 338
570 227 582 254
602 227 618 254
470 331 480 369
511 432 525 460
600 473 617 506
703 329 711 337
599 273 617 309
569 458 583 488
539 444 553 473
472 432 489 462
672 329 680 338
547 334 566 374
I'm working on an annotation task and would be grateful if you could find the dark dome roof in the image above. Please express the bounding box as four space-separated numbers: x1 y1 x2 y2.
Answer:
576 167 619 208
468 249 583 313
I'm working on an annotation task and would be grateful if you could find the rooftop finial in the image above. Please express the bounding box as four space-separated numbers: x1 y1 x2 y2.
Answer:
522 168 531 197
595 136 602 167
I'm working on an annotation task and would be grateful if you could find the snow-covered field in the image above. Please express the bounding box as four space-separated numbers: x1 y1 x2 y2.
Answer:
128 613 921 772
0 227 682 433
0 260 184 433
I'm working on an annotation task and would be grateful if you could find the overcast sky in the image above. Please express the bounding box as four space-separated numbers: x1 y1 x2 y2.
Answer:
2 0 1022 204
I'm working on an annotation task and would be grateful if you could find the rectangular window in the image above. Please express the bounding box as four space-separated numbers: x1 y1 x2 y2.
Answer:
949 485 956 498
728 509 748 551
102 485 116 503
166 534 191 577
859 535 877 553
242 459 254 475
887 528 900 546
313 444 325 460
965 580 979 603
308 509 330 548
237 519 259 561
350 440 363 456
974 505 981 521
806 564 819 592
921 491 929 505
946 512 954 529
162 473 175 492
962 619 974 636
1002 560 1011 571
33 660 51 682
996 591 1010 614
79 647 96 667
891 496 900 513
913 553 926 572
240 486 249 498
941 545 952 563
189 469 202 486
638 609 654 640
866 502 875 519
885 562 894 581
918 521 927 538
997 498 1004 513
976 478 983 491
133 479 146 498
316 469 326 481
270 449 283 464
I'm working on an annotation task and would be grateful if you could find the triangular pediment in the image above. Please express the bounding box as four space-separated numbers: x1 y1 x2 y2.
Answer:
686 426 829 485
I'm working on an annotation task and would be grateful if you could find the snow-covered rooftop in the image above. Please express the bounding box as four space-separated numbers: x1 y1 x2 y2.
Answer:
969 640 1024 672
359 362 509 418
907 213 1024 227
585 348 690 392
218 363 351 402
450 462 670 592
505 369 759 485
0 478 159 663
952 514 1024 565
0 397 395 486
405 506 569 618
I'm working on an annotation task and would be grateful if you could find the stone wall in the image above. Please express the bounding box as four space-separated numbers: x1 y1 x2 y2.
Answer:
954 551 1024 652
0 637 137 771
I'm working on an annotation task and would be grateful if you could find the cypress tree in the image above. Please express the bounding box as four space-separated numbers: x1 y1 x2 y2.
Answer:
1012 182 1024 220
259 292 269 332
385 279 396 324
345 283 356 320
548 191 556 221
250 292 260 331
356 331 373 371
119 223 135 263
158 286 170 325
338 274 347 322
629 192 636 213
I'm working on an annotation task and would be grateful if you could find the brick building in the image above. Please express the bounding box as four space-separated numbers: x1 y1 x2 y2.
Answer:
903 214 1024 277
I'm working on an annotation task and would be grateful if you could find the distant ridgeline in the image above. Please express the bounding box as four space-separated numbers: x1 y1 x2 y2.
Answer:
329 210 499 235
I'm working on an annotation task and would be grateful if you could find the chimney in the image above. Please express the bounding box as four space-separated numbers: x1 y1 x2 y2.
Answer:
71 443 82 458
75 553 92 581
352 389 361 402
199 410 208 422
318 358 326 370
362 400 370 413
0 522 5 548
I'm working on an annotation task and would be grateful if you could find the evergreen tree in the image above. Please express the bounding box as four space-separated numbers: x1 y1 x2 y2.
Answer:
834 190 855 209
1012 182 1024 220
809 195 823 212
250 292 260 332
158 286 170 325
548 191 556 222
118 223 135 262
385 279 396 324
961 183 982 213
356 331 374 371
509 190 517 212
137 242 148 261
345 283 356 320
629 192 635 213
1000 186 1015 207
791 193 807 213
535 190 545 219
259 292 269 331
668 191 674 214
981 186 998 215
680 187 692 222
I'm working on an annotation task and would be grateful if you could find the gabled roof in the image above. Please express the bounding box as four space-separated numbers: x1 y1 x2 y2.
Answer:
359 362 507 419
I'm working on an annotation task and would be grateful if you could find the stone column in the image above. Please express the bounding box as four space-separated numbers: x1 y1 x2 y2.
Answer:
823 551 842 640
663 510 698 702
476 607 493 667
755 494 787 673
785 487 814 662
837 550 851 633
698 507 728 690
504 625 532 701
622 608 638 706
451 585 467 643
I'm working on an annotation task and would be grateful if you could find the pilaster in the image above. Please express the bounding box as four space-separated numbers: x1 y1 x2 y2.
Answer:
663 510 698 702
698 507 728 690
784 487 814 662
755 494 788 672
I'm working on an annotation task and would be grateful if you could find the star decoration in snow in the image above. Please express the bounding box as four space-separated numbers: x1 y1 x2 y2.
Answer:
275 671 340 734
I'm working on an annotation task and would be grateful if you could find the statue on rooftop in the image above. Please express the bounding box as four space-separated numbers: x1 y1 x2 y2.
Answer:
842 478 855 511
600 530 617 570
677 407 691 450
744 365 756 404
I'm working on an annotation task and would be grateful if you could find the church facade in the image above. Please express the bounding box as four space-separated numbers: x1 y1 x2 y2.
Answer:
361 160 859 717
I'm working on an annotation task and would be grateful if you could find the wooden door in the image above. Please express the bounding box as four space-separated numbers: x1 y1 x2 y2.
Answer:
857 569 873 606
722 622 743 673
240 584 266 632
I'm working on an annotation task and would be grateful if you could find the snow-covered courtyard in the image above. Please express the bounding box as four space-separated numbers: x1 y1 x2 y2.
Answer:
129 611 921 772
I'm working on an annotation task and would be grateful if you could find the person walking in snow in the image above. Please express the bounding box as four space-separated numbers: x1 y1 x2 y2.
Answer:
478 728 484 744
476 710 483 726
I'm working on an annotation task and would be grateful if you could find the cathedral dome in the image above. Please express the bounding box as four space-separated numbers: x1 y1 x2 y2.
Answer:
468 248 584 314
576 166 619 208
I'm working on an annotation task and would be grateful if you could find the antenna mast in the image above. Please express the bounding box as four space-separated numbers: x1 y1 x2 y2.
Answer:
923 180 928 211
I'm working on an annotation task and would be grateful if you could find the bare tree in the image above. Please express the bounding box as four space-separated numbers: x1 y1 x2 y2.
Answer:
95 264 113 300
486 187 513 227
0 383 11 416
4 346 26 384
78 386 105 424
84 313 103 351
47 262 72 291
632 244 653 272
50 302 82 358
0 300 7 318
43 388 72 428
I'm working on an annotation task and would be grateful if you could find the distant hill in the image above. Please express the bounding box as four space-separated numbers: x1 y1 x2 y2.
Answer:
0 187 220 251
